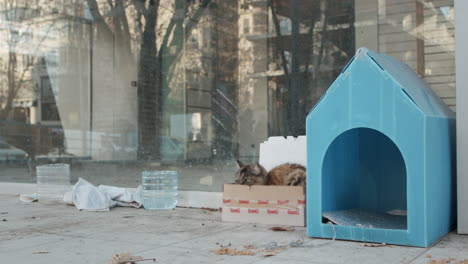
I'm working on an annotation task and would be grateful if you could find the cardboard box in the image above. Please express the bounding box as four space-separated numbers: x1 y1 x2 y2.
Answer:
222 184 305 226
222 136 307 226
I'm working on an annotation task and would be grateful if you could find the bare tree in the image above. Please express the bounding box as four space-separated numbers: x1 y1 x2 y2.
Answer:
85 0 211 160
0 0 49 120
268 0 327 136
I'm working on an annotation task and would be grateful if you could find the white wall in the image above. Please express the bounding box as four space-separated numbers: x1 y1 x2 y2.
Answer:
355 0 378 50
455 0 468 234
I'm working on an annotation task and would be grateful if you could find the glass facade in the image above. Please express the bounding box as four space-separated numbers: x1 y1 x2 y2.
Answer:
0 0 456 191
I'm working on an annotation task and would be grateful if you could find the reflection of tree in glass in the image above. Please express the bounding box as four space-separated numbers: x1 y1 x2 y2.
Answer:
267 0 354 136
0 1 53 120
86 0 212 160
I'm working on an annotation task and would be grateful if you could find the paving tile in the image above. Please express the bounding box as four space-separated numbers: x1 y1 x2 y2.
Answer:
1 191 467 264
0 236 149 264
254 257 327 264
410 233 468 264
275 238 426 264
175 223 307 251
0 233 65 253
135 245 263 264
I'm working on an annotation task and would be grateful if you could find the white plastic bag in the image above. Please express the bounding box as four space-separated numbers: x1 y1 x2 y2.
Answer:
65 178 111 211
64 178 143 211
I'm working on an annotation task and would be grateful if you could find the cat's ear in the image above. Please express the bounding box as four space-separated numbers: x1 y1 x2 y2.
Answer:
236 160 244 168
253 162 261 172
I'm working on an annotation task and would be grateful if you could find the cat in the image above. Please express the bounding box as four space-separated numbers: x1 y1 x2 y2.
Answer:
234 161 306 186
234 160 268 186
267 163 306 186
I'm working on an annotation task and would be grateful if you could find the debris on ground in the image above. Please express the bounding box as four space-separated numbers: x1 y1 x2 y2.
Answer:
201 207 221 212
109 253 156 264
270 227 295 232
211 242 286 257
32 251 50 254
261 247 285 257
265 242 280 250
289 240 304 247
2 219 7 222
122 216 135 218
212 248 256 256
362 242 389 247
110 253 143 264
427 255 433 258
428 257 468 264
19 194 38 203
215 242 231 248
243 244 257 250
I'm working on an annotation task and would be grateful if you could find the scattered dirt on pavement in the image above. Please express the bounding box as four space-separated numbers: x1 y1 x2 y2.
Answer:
362 243 390 247
270 227 295 232
212 248 256 256
428 257 468 264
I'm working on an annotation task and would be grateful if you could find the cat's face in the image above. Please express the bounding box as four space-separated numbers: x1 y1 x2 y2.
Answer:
235 160 266 186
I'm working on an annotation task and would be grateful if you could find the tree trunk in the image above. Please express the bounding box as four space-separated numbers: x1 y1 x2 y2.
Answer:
137 0 161 160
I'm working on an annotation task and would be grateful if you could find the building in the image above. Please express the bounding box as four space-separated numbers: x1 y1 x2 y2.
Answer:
0 0 465 221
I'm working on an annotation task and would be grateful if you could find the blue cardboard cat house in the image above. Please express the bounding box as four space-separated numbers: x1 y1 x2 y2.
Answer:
306 48 456 247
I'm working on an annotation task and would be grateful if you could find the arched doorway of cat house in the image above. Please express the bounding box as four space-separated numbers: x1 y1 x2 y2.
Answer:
321 127 408 231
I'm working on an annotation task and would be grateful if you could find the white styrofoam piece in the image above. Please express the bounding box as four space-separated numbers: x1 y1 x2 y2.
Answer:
259 136 306 171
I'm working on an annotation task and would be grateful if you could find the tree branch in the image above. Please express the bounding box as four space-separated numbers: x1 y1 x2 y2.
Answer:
131 0 148 20
85 0 114 37
1 19 56 118
268 0 289 77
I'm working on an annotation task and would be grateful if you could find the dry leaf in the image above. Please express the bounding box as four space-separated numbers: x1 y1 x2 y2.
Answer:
263 248 285 254
428 258 468 264
212 248 255 256
110 253 143 264
270 227 294 232
428 259 452 264
32 251 50 254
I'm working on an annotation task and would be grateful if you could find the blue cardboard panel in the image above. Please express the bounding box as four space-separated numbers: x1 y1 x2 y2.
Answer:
306 48 455 247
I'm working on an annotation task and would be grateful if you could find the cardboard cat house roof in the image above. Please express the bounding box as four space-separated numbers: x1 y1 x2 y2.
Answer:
306 47 455 247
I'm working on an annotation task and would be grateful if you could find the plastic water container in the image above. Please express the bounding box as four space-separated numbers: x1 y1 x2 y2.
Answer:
142 170 178 210
36 163 70 201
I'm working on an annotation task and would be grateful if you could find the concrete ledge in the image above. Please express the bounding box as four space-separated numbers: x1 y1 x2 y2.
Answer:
0 182 222 208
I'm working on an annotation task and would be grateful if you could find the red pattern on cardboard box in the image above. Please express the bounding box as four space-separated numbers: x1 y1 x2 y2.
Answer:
248 209 259 214
223 199 231 204
257 200 269 204
239 200 250 204
298 200 306 204
230 208 240 213
267 209 279 214
277 200 289 205
287 209 300 215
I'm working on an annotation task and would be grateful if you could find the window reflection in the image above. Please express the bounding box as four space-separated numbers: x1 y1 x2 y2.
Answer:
0 0 456 191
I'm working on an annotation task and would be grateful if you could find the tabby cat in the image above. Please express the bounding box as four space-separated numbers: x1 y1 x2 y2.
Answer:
235 161 306 186
267 163 306 186
234 160 268 186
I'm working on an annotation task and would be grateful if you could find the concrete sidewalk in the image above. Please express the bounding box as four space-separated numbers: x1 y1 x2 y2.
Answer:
1 193 468 264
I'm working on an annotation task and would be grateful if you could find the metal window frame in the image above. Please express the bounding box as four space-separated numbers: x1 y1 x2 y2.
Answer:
455 0 468 234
